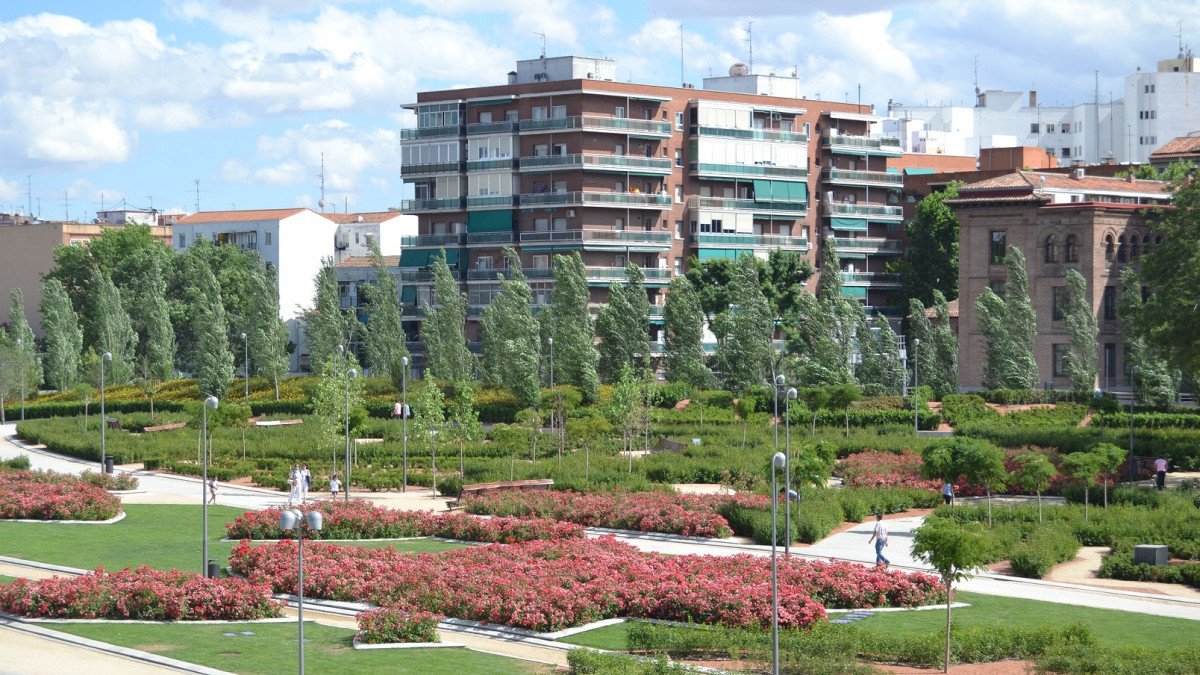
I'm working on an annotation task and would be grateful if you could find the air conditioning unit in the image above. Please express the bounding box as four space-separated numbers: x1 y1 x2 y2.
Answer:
566 209 576 217
771 112 782 121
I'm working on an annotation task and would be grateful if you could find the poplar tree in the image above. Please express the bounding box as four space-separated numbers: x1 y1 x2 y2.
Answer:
8 289 39 395
360 238 408 385
421 251 472 382
855 315 904 396
247 261 291 399
787 292 852 387
596 262 650 382
663 276 711 388
191 263 235 398
121 253 175 382
546 252 598 401
1063 269 1099 394
304 257 356 374
713 254 772 393
480 248 540 408
930 290 959 395
83 268 137 384
1118 268 1178 405
976 246 1038 390
40 278 82 392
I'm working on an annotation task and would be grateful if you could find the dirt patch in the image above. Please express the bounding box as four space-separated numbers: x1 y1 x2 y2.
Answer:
876 660 1034 674
1032 546 1200 600
985 403 1056 415
135 643 179 653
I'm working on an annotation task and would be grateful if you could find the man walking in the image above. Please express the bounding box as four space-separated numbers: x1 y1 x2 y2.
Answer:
868 513 889 568
1155 456 1168 490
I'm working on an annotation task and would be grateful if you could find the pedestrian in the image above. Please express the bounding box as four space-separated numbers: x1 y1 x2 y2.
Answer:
868 513 889 568
942 481 954 506
392 401 403 419
301 464 311 503
330 475 341 500
207 477 218 504
1155 456 1168 490
286 474 298 507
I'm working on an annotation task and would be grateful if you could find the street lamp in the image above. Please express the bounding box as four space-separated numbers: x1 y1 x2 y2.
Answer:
770 451 786 675
241 332 249 402
16 337 24 421
912 338 920 433
772 374 785 453
344 367 357 502
784 387 797 556
100 351 112 473
279 508 324 675
548 336 554 389
401 356 408 493
1129 365 1140 477
201 395 218 577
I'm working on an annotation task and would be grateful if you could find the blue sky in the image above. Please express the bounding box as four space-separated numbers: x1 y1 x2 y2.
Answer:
0 0 1196 217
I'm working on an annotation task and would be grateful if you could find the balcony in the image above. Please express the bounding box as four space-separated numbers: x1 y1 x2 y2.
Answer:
400 160 463 177
688 162 808 180
466 231 515 246
833 237 904 255
519 191 670 210
825 202 904 221
820 132 903 156
695 126 809 143
466 195 516 209
396 268 462 282
466 158 515 172
339 295 356 309
466 120 519 135
693 233 810 250
400 233 466 247
584 266 672 285
821 168 904 188
519 229 672 250
842 272 903 288
400 197 466 213
693 196 807 215
865 306 905 319
518 115 672 138
400 126 462 140
519 153 673 175
467 267 556 281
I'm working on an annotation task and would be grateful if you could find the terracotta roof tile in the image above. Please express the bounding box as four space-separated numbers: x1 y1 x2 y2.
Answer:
1151 136 1200 158
958 170 1169 195
337 255 399 268
321 212 404 224
175 208 313 224
924 298 958 319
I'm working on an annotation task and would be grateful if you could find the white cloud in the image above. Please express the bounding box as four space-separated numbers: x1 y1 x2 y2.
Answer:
0 177 21 201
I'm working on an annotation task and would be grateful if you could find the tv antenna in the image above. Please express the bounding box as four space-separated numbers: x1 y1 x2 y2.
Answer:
535 31 546 59
317 152 326 210
743 22 753 74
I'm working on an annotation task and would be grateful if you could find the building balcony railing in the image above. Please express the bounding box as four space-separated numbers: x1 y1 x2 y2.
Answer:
518 191 671 209
833 237 904 254
400 126 462 140
688 162 808 180
518 115 672 137
825 202 904 220
466 121 519 135
584 266 672 283
466 195 516 209
400 233 466 247
842 272 903 287
467 267 556 281
820 132 903 156
339 296 356 309
519 153 673 174
821 168 904 187
865 306 905 319
519 229 672 247
466 158 515 172
400 197 466 213
466 231 514 245
693 196 807 214
400 160 463 177
695 126 809 143
396 268 463 282
693 232 810 249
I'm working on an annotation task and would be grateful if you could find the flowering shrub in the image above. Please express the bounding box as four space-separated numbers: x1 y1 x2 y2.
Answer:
0 566 282 620
231 537 942 632
838 450 981 495
225 501 583 543
80 470 139 491
356 607 441 644
461 490 771 538
0 469 121 520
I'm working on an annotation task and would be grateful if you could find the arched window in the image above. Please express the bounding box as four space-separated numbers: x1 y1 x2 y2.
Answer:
1065 234 1079 263
1143 235 1153 255
1044 234 1058 263
1104 234 1115 262
1130 236 1140 260
1117 235 1127 263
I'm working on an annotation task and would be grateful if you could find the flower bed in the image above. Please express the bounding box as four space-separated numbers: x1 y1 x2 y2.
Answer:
357 607 441 644
0 566 282 620
80 470 139 491
0 469 121 520
225 501 583 543
460 490 771 538
837 449 978 494
231 537 943 632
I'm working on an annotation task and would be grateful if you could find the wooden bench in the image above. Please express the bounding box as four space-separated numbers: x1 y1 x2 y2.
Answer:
652 435 688 454
254 419 303 427
448 478 554 510
143 422 187 433
105 417 121 430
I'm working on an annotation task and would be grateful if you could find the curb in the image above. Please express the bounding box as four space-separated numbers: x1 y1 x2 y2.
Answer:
0 555 89 576
0 511 127 526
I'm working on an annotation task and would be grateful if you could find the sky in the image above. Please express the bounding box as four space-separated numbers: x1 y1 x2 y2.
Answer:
0 0 1197 218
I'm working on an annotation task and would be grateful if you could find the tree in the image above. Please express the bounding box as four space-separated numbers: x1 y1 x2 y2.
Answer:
958 439 1008 527
446 383 483 475
1092 442 1127 508
480 249 540 408
1117 160 1193 182
685 250 813 319
827 383 861 436
596 262 651 382
796 387 831 437
975 246 1038 390
1062 269 1098 394
920 439 960 494
1062 451 1103 522
121 252 175 384
409 378 446 493
815 235 843 305
246 261 291 400
0 334 19 423
786 292 853 387
82 268 137 385
546 253 599 401
929 291 959 397
1118 268 1178 406
514 407 543 463
8 289 39 397
304 257 357 374
310 353 366 481
606 364 641 474
360 238 409 386
912 518 992 673
1012 453 1057 522
734 394 756 447
712 254 772 393
40 278 82 392
663 276 711 388
907 298 941 394
191 263 235 398
48 223 172 311
421 251 472 382
901 182 961 306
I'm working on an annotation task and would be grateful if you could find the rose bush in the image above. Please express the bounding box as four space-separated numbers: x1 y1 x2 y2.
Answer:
0 469 121 520
356 607 441 644
225 501 583 543
0 566 282 620
231 537 942 632
80 470 139 491
838 450 982 495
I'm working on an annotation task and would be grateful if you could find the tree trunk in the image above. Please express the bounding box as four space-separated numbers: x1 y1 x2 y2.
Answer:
943 579 952 673
274 374 280 401
986 487 993 528
83 401 89 431
242 428 247 460
742 420 747 447
1 396 6 424
431 445 438 497
585 444 590 481
509 449 515 481
459 439 464 476
627 429 633 474
1103 477 1109 508
844 408 850 437
1084 486 1089 523
1037 489 1043 523
811 412 817 437
150 395 155 420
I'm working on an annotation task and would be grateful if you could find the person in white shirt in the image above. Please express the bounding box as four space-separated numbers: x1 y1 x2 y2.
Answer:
300 464 311 503
330 476 341 500
867 513 890 567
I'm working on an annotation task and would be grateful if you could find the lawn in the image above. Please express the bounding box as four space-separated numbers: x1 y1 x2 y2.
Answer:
0 504 464 573
50 621 551 675
561 591 1200 651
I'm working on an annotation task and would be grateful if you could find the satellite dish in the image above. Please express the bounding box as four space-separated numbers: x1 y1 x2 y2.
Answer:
318 200 325 209
729 62 749 77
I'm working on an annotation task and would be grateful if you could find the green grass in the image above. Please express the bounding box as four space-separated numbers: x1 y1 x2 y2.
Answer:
50 621 550 675
0 504 464 573
0 575 16 584
561 591 1200 651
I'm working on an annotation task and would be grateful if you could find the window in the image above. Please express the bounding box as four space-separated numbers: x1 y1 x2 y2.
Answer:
534 218 549 231
1130 236 1140 260
553 143 567 156
553 217 567 231
1104 234 1115 262
178 233 186 248
614 255 625 268
615 217 624 230
989 231 1007 264
354 232 360 244
1143 235 1153 255
675 112 684 130
1053 344 1070 377
615 106 625 118
674 220 682 239
674 185 683 203
1117 235 1127 263
1104 343 1116 385
476 256 493 270
533 144 548 157
1062 147 1071 158
505 109 518 122
1043 235 1057 263
550 105 566 119
989 281 1006 298
1102 286 1117 320
265 231 272 245
1030 123 1040 133
478 111 493 123
553 180 567 194
1046 123 1055 133
674 149 682 167
674 257 682 276
531 106 547 120
533 255 549 269
1064 234 1077 262
1052 287 1067 321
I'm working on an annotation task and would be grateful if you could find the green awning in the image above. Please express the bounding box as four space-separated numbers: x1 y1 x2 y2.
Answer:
468 98 512 107
752 180 807 204
841 286 868 298
886 167 901 174
399 249 432 267
468 210 513 233
753 180 772 201
788 181 808 202
830 217 868 232
400 286 416 304
698 248 742 262
435 248 461 267
903 167 937 175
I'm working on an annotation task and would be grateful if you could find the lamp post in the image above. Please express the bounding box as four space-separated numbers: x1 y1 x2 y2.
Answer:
548 336 554 389
16 338 24 421
912 338 920 433
1129 365 1139 476
401 355 408 493
770 451 786 675
279 508 324 675
100 351 112 473
344 367 357 502
201 395 218 577
784 387 797 556
241 332 249 402
773 374 785 454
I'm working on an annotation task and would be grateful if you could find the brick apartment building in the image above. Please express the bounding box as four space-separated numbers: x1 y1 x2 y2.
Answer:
952 169 1170 391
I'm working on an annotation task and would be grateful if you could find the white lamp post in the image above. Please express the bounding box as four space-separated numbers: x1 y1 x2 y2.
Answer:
772 374 784 454
344 367 357 502
1129 365 1139 474
201 395 218 576
401 355 408 493
784 387 797 556
912 338 920 433
770 451 786 675
548 336 554 388
100 351 112 472
279 508 324 675
241 332 249 402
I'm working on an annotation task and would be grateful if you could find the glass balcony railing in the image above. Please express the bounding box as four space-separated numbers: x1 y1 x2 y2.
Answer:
821 132 903 155
519 154 673 173
400 161 463 177
833 237 903 253
841 272 903 286
466 195 515 208
400 233 466 247
519 191 671 209
519 229 672 246
466 121 519 135
396 268 462 282
466 158 514 172
826 202 904 219
518 115 672 136
400 197 465 212
584 266 672 282
400 126 462 140
695 126 809 143
693 196 807 213
688 162 808 180
466 267 555 281
821 168 904 186
694 233 809 248
466 231 514 245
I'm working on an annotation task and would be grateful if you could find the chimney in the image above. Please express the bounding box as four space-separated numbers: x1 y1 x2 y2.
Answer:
1029 90 1038 107
1072 167 1086 180
507 71 517 85
1126 172 1136 183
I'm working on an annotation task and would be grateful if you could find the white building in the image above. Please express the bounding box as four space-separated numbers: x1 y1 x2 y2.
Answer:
325 211 415 263
95 207 159 226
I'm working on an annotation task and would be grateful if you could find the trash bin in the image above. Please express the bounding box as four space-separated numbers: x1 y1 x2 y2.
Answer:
207 561 221 579
104 457 115 474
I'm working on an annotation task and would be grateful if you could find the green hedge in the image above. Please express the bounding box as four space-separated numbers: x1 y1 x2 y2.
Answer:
1093 411 1200 430
3 399 188 421
1008 523 1082 578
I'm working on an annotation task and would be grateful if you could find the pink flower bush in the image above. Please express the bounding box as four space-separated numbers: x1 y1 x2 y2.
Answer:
226 501 583 543
0 566 282 620
231 537 942 632
838 450 981 495
461 490 771 538
357 607 441 644
0 469 121 520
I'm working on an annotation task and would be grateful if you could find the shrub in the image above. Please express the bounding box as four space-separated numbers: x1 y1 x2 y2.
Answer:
0 456 30 470
568 650 690 674
79 470 139 491
940 394 995 426
653 381 693 409
356 607 441 644
0 469 121 520
1008 523 1081 578
697 390 734 408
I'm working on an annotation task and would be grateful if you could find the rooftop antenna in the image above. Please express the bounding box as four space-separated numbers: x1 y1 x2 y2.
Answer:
194 179 201 212
25 175 31 217
743 22 753 74
680 23 685 87
63 191 69 221
1178 21 1185 58
973 55 980 95
317 152 326 210
535 31 546 59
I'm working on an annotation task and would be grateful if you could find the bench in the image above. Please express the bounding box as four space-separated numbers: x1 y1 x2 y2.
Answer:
447 478 554 510
105 417 121 430
143 422 187 433
652 435 688 453
254 419 303 427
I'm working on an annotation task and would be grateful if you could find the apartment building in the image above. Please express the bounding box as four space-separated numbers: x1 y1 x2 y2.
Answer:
952 169 1171 391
